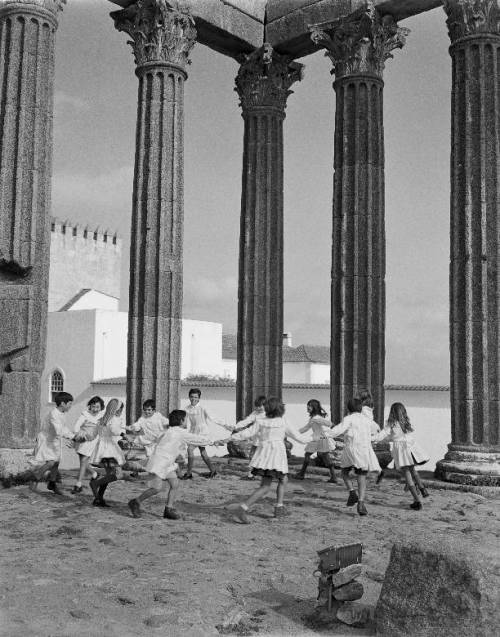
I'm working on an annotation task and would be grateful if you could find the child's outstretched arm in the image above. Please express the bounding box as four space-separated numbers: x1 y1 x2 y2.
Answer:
203 408 233 432
230 421 259 441
299 419 313 434
329 418 351 438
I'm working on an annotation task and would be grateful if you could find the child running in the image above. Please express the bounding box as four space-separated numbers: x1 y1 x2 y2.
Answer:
357 389 386 484
181 388 233 480
231 395 266 479
30 391 75 494
217 397 307 523
128 409 217 520
128 399 169 458
373 402 430 510
71 396 104 493
75 398 125 507
294 399 337 483
329 398 381 516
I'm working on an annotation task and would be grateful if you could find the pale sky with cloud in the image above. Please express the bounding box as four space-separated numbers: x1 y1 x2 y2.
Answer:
51 0 451 385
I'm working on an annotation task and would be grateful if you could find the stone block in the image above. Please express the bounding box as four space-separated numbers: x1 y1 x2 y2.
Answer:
337 601 374 627
0 448 33 481
333 581 364 601
331 564 363 588
375 539 500 636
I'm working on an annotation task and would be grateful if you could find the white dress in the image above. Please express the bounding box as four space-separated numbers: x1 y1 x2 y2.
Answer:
234 409 266 445
89 416 125 466
300 416 336 453
73 409 102 458
33 408 74 463
130 412 169 457
374 423 429 469
330 413 381 472
231 416 305 475
361 406 381 435
146 428 212 479
185 403 230 437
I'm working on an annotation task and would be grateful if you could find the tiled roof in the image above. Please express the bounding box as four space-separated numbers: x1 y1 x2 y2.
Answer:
222 335 330 364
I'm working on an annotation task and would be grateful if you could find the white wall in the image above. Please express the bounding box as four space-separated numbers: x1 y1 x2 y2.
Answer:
181 320 223 378
309 363 330 384
283 361 311 383
221 358 237 379
93 310 128 380
42 311 97 419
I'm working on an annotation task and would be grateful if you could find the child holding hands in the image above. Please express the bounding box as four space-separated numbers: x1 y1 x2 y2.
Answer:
128 409 217 520
217 397 307 523
373 402 429 510
329 398 381 516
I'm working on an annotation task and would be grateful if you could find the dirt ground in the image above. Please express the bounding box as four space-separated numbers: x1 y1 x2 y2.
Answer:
1 458 499 637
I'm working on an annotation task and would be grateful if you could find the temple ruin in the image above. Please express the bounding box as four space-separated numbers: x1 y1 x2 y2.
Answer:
0 0 499 485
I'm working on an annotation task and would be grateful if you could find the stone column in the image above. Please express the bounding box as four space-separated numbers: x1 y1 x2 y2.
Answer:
111 0 196 421
310 8 409 425
436 0 500 485
0 0 65 447
234 45 302 419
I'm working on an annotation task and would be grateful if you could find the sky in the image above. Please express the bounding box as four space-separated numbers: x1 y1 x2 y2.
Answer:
52 0 451 385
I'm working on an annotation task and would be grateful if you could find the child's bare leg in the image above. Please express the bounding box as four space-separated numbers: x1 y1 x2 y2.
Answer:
294 452 312 479
199 447 215 473
410 466 423 490
341 467 354 491
276 475 288 506
244 476 273 508
402 466 421 503
136 487 161 503
166 475 179 508
356 473 367 502
183 446 195 477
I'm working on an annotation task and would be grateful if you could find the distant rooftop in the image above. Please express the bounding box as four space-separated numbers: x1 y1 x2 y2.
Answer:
221 334 330 364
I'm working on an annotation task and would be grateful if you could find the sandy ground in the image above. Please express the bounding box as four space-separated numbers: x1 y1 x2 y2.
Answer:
1 459 499 637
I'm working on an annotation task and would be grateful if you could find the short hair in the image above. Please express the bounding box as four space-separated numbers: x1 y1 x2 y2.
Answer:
358 389 373 408
264 397 285 418
87 396 104 410
168 409 186 427
55 391 73 406
189 388 201 397
347 398 362 414
143 399 156 410
254 395 266 408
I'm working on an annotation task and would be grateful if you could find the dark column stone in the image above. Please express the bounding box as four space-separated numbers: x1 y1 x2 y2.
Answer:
111 0 196 422
0 0 65 447
436 0 500 485
234 45 302 419
310 8 409 425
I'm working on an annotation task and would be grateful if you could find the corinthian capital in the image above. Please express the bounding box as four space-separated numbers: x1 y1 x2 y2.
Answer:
443 0 500 42
310 4 409 79
235 44 303 113
110 0 196 69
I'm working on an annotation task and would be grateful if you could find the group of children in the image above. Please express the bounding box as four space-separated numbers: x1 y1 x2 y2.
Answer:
27 387 429 522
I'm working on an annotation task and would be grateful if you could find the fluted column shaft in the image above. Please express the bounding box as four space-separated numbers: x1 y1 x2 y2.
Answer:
0 0 64 446
111 0 196 422
235 46 302 419
436 0 500 484
311 8 409 424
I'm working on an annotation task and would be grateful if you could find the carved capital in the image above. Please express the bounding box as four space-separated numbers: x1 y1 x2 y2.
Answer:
443 0 500 42
235 44 303 113
110 0 196 69
310 4 409 79
0 0 66 18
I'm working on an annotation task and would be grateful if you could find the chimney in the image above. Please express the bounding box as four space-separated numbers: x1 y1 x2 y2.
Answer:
282 332 292 347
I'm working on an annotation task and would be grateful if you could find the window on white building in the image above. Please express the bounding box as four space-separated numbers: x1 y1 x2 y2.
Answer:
50 370 64 402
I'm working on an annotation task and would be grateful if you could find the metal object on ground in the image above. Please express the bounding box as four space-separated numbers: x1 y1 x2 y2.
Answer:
317 543 363 573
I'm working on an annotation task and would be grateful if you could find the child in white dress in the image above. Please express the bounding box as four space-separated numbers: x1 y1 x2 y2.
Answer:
75 398 125 507
128 409 216 520
217 397 307 523
294 399 337 483
71 396 104 493
357 389 387 484
231 395 266 479
329 398 381 516
128 399 169 458
31 391 75 494
181 388 233 480
373 402 430 510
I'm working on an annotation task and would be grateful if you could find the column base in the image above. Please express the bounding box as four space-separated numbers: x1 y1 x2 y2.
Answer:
435 448 500 486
